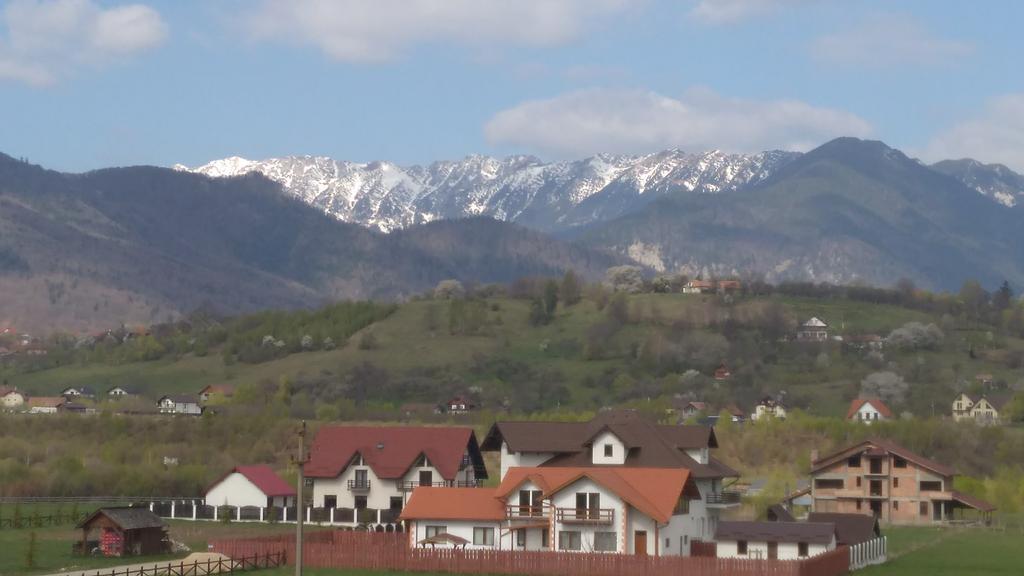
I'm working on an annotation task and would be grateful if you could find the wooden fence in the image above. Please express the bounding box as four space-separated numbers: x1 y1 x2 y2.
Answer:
212 532 850 576
0 512 88 530
77 551 284 576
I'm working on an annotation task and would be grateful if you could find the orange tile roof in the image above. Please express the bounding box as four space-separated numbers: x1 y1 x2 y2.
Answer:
497 467 696 524
399 487 506 522
846 398 893 419
27 396 66 408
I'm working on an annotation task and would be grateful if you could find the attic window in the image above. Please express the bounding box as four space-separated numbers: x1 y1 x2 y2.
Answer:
603 444 614 457
893 457 907 468
848 455 861 467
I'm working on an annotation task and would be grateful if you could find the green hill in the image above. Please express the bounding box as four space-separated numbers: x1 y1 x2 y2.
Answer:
5 285 1022 422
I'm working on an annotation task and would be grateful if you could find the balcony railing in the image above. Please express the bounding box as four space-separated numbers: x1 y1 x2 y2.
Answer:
347 479 371 491
555 507 614 524
706 491 743 506
397 480 481 491
505 504 551 520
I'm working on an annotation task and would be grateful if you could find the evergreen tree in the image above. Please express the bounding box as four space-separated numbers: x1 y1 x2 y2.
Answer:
543 280 559 318
559 270 582 306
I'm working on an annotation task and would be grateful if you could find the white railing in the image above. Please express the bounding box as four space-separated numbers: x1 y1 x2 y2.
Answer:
849 536 887 570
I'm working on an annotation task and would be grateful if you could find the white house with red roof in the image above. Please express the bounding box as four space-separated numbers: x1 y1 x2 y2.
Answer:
204 465 296 508
400 466 703 556
306 426 488 515
846 398 893 424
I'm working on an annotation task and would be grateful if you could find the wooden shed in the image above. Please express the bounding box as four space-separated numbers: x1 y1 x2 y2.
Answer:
77 507 169 557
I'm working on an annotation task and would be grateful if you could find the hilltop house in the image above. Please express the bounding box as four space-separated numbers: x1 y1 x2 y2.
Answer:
714 521 836 560
157 395 203 415
681 280 715 294
810 437 995 523
751 397 786 421
481 410 739 546
205 465 296 508
952 393 1014 425
0 387 25 408
106 386 137 398
796 318 829 342
443 395 476 415
713 363 731 381
674 400 708 421
61 386 95 399
198 384 234 403
305 426 488 514
27 396 67 414
846 398 892 424
401 466 703 556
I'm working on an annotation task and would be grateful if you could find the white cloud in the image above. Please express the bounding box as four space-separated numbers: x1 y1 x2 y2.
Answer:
484 87 872 158
812 13 972 67
690 0 809 24
920 94 1024 173
0 0 166 86
243 0 636 62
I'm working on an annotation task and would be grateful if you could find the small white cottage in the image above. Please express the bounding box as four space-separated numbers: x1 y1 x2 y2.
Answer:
205 465 297 508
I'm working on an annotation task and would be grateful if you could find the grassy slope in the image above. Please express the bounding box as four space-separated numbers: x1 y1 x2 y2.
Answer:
6 294 1021 418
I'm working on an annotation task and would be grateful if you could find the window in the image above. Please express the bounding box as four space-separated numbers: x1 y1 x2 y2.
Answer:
920 502 928 516
848 455 861 467
664 538 670 549
894 477 900 488
542 528 549 548
516 529 526 548
473 527 494 546
425 525 446 538
856 477 862 487
518 489 544 516
674 495 690 515
354 496 367 509
798 542 809 558
354 469 368 487
390 497 403 510
604 443 614 457
894 501 899 510
415 454 430 467
559 531 582 551
594 532 617 552
575 492 601 520
815 479 844 489
737 540 748 555
351 453 364 466
894 457 907 468
856 499 862 510
920 481 942 492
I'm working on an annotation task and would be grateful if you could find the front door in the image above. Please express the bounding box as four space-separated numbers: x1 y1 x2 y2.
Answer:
634 530 648 556
419 470 433 486
870 500 882 517
933 501 942 521
767 541 778 560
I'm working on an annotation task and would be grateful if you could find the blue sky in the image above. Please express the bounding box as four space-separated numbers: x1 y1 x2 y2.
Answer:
1 0 1023 172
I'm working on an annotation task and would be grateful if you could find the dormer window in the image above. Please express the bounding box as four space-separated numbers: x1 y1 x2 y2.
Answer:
603 444 613 457
415 454 430 467
351 453 364 466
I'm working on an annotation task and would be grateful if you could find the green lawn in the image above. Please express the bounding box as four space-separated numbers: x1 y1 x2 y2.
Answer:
863 527 1024 575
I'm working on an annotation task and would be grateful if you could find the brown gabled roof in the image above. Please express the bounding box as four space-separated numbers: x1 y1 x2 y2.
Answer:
767 504 795 522
807 513 880 546
812 438 954 477
846 398 893 419
978 394 1014 411
207 465 296 497
716 521 835 545
951 491 996 513
27 396 66 408
305 426 485 481
77 507 165 531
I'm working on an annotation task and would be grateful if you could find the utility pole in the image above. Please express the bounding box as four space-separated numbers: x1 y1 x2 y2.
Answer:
294 420 307 576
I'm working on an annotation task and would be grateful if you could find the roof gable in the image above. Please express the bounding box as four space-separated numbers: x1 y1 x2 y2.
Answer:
399 487 506 522
812 438 954 477
846 398 893 419
78 507 165 531
806 513 880 546
305 426 479 481
207 465 295 497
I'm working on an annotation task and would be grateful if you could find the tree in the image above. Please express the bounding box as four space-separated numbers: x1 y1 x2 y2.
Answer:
993 281 1014 311
604 266 644 293
860 371 909 406
434 279 465 300
543 280 559 318
528 299 548 327
886 322 944 350
959 280 989 321
559 270 582 306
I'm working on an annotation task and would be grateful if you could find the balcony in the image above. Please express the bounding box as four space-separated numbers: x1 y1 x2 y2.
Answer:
397 480 482 491
347 479 371 491
505 504 551 521
555 507 614 525
706 491 742 507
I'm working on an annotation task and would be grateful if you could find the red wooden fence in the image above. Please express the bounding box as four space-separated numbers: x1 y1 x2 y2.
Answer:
212 531 850 576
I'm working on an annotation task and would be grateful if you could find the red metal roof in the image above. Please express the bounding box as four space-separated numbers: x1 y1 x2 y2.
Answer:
846 398 893 419
207 465 296 497
305 425 476 480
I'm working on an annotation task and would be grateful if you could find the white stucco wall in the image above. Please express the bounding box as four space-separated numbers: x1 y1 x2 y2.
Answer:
659 478 713 556
548 478 626 554
590 431 627 465
313 459 473 510
716 538 834 560
685 448 709 465
206 473 271 508
1 393 25 407
408 520 505 550
500 442 555 479
853 404 885 424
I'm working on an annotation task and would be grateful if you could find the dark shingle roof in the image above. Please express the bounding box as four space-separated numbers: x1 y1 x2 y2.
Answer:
807 513 880 545
767 504 795 522
78 507 165 531
716 521 835 545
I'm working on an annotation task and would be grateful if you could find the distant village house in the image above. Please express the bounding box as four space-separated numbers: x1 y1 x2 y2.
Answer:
846 398 892 424
796 318 829 342
205 465 296 508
